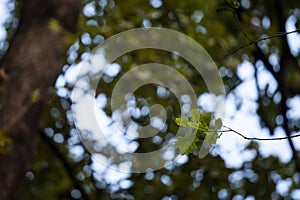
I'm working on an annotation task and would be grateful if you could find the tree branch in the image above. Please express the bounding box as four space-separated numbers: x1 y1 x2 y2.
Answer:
220 126 300 141
39 130 93 200
275 0 300 165
224 29 300 57
233 10 253 42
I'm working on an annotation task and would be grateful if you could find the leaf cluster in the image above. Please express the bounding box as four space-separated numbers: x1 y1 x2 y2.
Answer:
174 109 223 155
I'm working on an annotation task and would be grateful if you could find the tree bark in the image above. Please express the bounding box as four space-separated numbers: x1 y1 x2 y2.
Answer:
0 0 81 199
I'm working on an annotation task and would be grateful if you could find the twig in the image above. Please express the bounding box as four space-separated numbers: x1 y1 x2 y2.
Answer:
224 29 300 57
221 125 300 141
233 11 253 42
39 130 93 200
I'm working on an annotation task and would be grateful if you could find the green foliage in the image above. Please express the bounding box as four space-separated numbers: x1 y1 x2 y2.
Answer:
203 131 218 146
12 0 300 199
174 132 199 154
0 128 11 154
175 108 209 131
174 109 223 155
30 89 41 104
215 118 223 129
48 18 62 32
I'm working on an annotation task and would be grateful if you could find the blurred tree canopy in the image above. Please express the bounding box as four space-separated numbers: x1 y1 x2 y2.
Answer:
0 0 300 199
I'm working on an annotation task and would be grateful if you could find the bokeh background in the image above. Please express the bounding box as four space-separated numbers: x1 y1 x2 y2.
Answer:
0 0 300 199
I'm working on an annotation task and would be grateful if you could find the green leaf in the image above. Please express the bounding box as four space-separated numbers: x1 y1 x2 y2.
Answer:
190 108 200 122
187 121 199 129
0 128 12 154
175 109 210 132
30 89 41 104
204 131 218 145
197 122 209 132
175 117 189 127
174 109 222 155
175 118 181 126
215 118 223 130
174 132 199 154
199 131 218 157
48 18 62 32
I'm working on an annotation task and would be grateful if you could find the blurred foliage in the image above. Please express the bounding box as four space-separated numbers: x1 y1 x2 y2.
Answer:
174 109 221 155
0 128 11 154
0 0 297 199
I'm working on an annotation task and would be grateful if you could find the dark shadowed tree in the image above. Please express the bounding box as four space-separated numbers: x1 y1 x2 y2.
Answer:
0 0 81 199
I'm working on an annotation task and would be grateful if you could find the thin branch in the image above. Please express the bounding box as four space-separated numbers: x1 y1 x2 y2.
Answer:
233 11 253 42
39 130 93 200
221 125 300 141
217 3 253 42
224 29 300 57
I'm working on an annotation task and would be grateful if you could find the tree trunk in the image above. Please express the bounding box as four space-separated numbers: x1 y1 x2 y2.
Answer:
0 0 81 199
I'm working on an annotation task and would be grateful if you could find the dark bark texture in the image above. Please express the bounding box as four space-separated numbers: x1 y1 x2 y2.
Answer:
0 0 81 199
